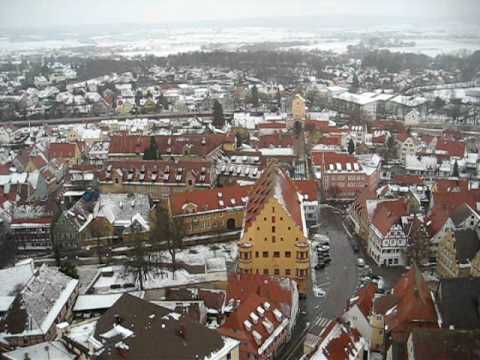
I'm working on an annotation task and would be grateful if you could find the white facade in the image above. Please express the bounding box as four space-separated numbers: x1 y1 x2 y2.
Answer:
368 223 407 267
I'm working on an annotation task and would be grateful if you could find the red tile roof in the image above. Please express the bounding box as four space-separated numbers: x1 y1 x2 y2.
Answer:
304 119 338 133
433 178 469 193
293 180 318 202
219 292 287 356
373 134 387 145
371 199 409 236
396 132 411 143
226 273 293 307
48 143 78 159
428 190 480 236
311 151 358 170
350 282 378 317
109 134 234 157
30 155 48 170
318 321 363 360
386 267 438 343
436 140 465 158
244 162 304 232
170 184 251 216
314 135 342 147
257 133 295 148
99 159 213 186
392 175 424 186
257 122 286 129
0 163 11 175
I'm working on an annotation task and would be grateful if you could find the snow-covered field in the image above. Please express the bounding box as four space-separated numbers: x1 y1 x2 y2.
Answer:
1 25 479 57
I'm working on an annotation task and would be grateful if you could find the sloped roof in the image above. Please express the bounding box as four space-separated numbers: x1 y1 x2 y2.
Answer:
244 162 303 232
450 203 478 227
219 292 287 356
109 133 233 157
226 273 293 309
385 267 437 343
48 143 78 159
392 175 424 186
350 282 378 317
436 140 466 158
293 180 318 202
94 294 227 360
170 184 251 216
371 199 408 236
429 190 480 236
434 178 469 193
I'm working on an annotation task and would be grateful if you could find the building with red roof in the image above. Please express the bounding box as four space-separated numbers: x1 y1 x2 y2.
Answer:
48 142 81 165
342 283 378 342
108 133 235 160
307 320 366 360
169 184 252 236
98 159 215 202
435 139 466 159
371 266 438 356
367 198 410 267
293 180 320 226
312 151 380 200
219 292 290 360
238 162 309 294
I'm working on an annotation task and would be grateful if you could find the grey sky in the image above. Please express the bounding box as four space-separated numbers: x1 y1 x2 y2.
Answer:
1 0 479 29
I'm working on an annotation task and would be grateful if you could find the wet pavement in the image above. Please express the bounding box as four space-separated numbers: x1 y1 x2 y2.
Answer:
278 205 405 360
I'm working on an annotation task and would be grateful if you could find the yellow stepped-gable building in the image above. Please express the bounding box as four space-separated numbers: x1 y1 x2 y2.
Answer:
292 94 306 121
238 162 310 294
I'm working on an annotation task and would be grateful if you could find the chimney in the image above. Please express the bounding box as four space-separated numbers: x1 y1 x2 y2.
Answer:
114 314 122 325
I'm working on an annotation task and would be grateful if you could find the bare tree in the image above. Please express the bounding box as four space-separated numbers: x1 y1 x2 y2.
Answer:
151 206 185 280
405 216 430 266
124 229 156 291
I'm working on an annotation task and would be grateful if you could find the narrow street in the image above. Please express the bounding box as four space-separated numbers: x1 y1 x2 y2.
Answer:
278 206 359 360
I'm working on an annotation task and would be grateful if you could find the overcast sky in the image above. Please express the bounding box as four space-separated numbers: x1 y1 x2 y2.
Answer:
1 0 479 29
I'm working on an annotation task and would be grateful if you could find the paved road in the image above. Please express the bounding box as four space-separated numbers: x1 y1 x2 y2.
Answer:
278 206 359 360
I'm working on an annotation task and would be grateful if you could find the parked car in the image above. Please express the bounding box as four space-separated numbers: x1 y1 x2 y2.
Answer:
357 258 366 267
314 262 325 270
313 234 330 245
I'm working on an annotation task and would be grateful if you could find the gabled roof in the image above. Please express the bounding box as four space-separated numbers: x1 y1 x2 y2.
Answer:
348 282 378 317
257 133 295 148
0 265 78 336
219 292 288 356
108 133 233 157
434 178 469 193
244 162 303 232
436 139 466 158
170 184 251 216
48 143 78 159
94 294 228 360
450 203 478 227
371 199 408 237
312 321 364 360
428 190 480 236
384 267 438 343
392 175 424 186
293 180 318 202
226 273 293 309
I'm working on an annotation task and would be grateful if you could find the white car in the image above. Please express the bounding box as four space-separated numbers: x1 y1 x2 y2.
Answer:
357 258 366 267
313 286 326 297
313 234 330 245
